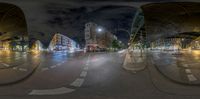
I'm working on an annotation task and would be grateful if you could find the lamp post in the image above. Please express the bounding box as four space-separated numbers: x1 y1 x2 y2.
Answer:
97 28 103 32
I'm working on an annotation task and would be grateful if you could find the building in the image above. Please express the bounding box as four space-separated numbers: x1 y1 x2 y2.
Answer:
85 22 98 51
31 40 43 51
0 36 28 51
85 22 117 51
189 37 200 50
48 33 80 52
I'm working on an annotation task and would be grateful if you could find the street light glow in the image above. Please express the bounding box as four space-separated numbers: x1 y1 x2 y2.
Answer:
97 28 103 32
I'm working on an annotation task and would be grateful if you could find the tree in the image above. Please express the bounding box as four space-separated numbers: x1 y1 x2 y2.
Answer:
112 39 121 49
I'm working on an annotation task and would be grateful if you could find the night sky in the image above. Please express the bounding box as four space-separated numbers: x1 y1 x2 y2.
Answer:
1 0 196 47
43 3 136 45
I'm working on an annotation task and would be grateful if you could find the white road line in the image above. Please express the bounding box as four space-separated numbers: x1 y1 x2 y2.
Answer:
42 67 49 71
57 63 62 66
29 87 75 95
185 69 192 74
187 74 197 81
61 61 65 64
50 65 57 69
172 57 177 60
19 68 28 72
83 66 89 71
154 54 160 60
13 67 18 70
1 63 10 67
182 64 189 68
85 54 91 66
86 54 90 63
80 71 87 77
70 78 84 87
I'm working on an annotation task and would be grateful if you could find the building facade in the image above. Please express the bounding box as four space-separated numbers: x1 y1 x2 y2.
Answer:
48 33 80 52
0 36 28 51
31 40 43 51
85 22 98 51
85 22 117 51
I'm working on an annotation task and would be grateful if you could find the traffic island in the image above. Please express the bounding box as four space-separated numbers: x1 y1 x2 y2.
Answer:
122 50 146 73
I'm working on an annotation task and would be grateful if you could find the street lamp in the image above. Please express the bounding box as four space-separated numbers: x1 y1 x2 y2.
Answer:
97 27 103 33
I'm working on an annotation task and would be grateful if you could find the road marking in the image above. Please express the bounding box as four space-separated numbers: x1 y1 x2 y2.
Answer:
13 67 18 70
80 71 87 77
57 63 62 66
187 74 197 81
19 68 28 72
61 61 65 64
87 54 90 62
118 49 126 54
42 67 49 71
172 57 177 60
185 69 192 74
29 87 75 95
83 66 89 70
70 78 84 87
50 65 57 69
154 54 160 60
2 63 10 67
85 54 91 66
182 64 189 68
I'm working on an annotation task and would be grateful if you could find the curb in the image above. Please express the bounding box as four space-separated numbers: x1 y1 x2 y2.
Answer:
122 52 146 72
123 63 146 72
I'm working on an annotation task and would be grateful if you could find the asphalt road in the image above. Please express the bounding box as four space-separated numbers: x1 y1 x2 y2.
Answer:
150 50 200 84
0 51 200 99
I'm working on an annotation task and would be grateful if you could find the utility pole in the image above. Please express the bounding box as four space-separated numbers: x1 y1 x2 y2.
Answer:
140 31 143 57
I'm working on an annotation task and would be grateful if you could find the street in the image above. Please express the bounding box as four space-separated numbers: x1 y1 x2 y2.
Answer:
0 1 200 99
0 50 199 99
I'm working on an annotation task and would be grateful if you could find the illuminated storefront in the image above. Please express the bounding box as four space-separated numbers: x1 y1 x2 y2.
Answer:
0 41 10 50
190 37 200 50
31 40 43 51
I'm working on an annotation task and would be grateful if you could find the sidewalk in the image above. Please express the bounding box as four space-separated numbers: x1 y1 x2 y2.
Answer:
123 50 146 72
